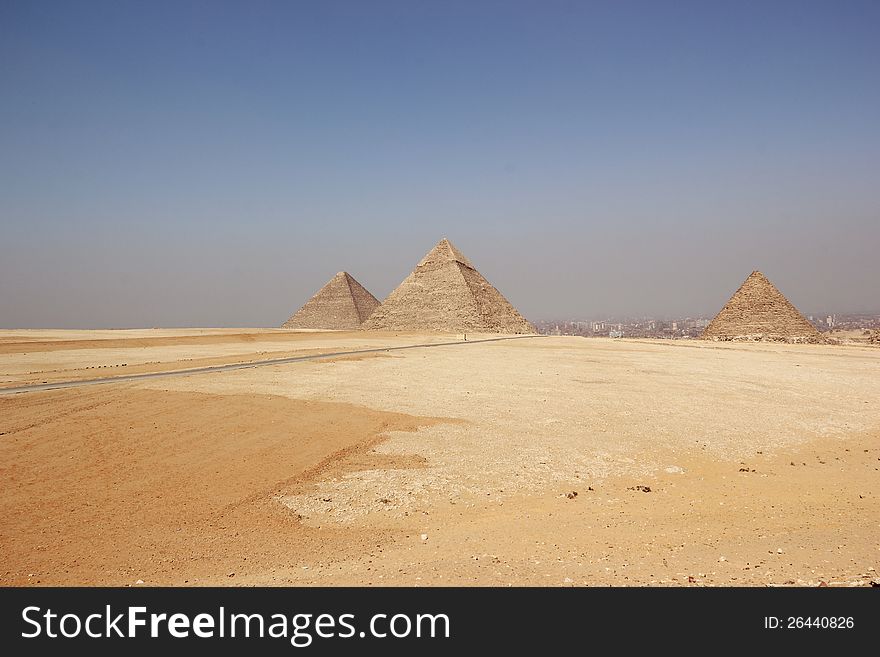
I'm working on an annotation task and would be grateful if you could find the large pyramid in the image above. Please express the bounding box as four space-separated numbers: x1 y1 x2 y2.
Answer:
361 238 535 334
282 272 379 330
701 271 824 343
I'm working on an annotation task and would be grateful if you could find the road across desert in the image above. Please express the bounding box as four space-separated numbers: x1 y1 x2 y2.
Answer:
1 329 878 586
0 334 534 395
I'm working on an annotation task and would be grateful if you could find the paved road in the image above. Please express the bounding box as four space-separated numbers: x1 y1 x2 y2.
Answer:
0 335 541 396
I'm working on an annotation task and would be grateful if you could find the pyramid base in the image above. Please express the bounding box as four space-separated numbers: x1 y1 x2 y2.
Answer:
700 333 830 344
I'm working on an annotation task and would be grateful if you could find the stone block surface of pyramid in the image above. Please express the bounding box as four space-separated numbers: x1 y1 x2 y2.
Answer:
282 272 379 330
361 238 535 333
701 271 825 343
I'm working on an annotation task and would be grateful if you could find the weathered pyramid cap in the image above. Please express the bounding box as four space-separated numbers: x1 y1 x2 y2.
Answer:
282 271 379 330
745 270 769 283
416 238 474 269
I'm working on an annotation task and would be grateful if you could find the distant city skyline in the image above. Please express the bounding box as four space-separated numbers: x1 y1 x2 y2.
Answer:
2 1 878 328
534 311 880 339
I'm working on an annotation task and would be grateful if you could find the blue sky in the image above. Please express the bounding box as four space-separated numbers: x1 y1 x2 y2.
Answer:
1 0 878 327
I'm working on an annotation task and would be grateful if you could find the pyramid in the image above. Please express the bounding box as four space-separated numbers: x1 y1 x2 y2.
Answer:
701 271 824 343
282 272 379 330
361 238 534 334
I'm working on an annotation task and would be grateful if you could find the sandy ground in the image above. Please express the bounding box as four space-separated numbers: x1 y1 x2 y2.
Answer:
0 328 460 388
827 328 879 346
1 330 878 586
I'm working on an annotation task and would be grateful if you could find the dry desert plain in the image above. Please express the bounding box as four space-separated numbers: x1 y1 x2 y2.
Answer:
1 328 879 587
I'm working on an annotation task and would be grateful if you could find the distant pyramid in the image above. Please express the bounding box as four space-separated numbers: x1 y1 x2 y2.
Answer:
701 271 824 343
282 272 379 330
362 238 534 334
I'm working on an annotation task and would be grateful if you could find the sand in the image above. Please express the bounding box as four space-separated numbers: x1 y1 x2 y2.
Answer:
0 328 456 388
1 329 878 586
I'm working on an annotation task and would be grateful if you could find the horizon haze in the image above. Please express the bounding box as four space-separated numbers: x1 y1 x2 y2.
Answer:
2 1 878 328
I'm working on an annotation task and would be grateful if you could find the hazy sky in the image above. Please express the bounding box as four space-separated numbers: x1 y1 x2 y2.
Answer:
1 0 878 328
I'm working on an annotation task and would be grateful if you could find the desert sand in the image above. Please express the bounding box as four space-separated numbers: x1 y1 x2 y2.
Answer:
1 329 878 586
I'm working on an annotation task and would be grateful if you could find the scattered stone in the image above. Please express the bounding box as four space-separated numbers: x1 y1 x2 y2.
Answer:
135 579 144 585
420 534 428 541
227 572 234 578
565 491 578 499
628 485 652 493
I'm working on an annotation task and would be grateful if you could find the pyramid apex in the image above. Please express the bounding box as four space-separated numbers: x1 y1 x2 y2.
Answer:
743 270 775 287
418 237 473 268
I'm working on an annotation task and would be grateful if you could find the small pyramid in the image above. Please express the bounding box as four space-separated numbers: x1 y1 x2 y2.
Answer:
282 272 379 330
701 271 824 343
361 238 534 334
